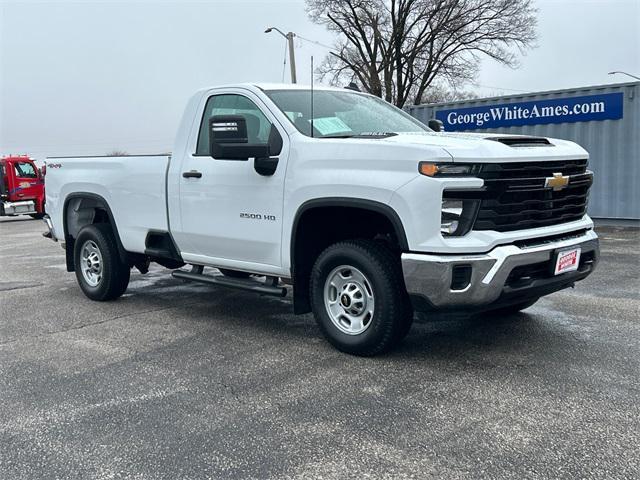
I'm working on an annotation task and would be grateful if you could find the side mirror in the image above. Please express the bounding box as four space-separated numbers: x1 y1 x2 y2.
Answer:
428 119 444 132
209 115 270 160
254 124 283 176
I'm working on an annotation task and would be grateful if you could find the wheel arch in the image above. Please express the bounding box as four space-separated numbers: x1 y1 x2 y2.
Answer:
62 192 127 271
290 197 408 314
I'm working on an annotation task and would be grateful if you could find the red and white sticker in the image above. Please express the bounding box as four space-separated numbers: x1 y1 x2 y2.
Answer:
554 247 581 275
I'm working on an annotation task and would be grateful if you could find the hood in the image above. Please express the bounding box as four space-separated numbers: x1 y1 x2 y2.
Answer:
379 131 588 163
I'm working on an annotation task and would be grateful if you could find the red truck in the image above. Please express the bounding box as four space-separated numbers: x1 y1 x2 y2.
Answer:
0 155 46 219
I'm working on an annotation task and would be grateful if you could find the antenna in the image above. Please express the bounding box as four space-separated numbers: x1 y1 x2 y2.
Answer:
310 56 314 138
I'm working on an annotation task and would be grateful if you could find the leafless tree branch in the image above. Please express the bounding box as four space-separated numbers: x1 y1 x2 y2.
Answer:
307 0 537 106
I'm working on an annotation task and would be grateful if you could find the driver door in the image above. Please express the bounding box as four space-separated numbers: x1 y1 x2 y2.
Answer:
175 92 288 272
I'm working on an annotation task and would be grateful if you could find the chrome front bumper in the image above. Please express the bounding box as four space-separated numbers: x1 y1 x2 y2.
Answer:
402 229 599 312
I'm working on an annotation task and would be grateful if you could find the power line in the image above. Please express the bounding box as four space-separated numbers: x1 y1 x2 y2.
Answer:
296 34 334 50
292 34 531 94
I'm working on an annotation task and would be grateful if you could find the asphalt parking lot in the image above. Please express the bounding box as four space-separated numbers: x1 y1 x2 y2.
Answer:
1 217 638 480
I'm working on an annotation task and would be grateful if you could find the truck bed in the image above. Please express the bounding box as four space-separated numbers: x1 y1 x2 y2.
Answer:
45 155 171 254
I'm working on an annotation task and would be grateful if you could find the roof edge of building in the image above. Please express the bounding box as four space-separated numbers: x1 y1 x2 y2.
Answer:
410 81 639 109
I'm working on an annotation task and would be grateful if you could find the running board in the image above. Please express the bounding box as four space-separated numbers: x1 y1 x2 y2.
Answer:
171 270 287 297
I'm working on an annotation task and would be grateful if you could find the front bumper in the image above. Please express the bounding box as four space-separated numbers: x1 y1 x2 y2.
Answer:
402 229 599 312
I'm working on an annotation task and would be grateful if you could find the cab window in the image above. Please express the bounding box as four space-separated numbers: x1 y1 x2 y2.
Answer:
196 94 271 155
14 162 37 179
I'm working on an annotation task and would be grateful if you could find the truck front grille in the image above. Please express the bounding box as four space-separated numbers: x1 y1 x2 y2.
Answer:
473 159 592 232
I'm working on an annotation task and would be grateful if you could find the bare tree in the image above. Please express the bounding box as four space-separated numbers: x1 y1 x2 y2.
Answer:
307 0 537 107
419 83 478 104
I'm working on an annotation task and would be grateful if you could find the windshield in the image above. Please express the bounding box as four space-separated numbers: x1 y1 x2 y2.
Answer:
265 89 429 138
14 161 38 178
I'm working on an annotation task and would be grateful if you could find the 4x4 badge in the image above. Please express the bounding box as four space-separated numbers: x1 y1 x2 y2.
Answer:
545 172 569 191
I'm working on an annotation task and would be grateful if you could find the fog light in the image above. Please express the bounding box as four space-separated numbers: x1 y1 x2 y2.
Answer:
441 220 459 235
441 200 463 236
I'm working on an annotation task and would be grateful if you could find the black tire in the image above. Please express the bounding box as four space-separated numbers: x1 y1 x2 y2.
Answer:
74 223 130 301
218 268 251 279
309 239 413 356
484 298 539 316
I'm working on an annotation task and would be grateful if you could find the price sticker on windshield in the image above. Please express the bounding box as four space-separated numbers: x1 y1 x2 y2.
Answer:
310 117 352 136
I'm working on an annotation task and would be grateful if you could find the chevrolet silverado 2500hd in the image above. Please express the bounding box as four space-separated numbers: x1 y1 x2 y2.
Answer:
43 83 599 355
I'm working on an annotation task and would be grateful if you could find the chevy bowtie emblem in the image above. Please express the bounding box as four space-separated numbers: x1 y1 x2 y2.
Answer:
545 172 569 191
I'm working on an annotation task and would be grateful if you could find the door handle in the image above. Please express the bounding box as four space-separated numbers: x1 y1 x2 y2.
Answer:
182 170 202 179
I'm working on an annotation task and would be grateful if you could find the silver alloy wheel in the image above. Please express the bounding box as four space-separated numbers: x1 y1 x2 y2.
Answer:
323 265 375 335
80 240 103 287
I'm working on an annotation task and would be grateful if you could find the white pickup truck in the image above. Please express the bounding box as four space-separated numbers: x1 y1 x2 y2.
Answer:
44 83 599 355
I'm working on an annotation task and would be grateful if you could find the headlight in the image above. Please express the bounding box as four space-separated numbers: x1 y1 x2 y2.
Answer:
419 162 480 177
440 197 480 237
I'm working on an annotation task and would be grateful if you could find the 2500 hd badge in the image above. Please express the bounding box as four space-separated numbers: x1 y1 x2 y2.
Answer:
240 212 276 221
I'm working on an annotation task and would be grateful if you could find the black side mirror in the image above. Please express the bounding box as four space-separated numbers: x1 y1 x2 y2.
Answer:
428 119 444 132
253 124 283 176
209 115 270 160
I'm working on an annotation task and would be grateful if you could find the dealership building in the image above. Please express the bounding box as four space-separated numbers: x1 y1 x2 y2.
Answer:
408 81 639 222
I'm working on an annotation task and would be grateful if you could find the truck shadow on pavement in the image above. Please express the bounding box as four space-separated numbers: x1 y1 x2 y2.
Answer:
122 270 585 366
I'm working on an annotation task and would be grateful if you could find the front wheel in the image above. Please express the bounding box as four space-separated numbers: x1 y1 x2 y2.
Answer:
74 223 130 301
310 240 412 356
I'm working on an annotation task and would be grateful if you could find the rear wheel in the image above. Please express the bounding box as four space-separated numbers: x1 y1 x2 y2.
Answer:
74 223 130 301
218 268 251 279
310 240 412 356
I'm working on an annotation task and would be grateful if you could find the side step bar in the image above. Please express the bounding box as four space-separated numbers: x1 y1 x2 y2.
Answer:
172 270 287 297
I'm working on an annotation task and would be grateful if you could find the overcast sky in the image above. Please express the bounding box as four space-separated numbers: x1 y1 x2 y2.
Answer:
1 0 638 159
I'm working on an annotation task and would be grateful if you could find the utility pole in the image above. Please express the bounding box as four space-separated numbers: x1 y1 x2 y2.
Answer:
287 32 297 84
265 27 297 83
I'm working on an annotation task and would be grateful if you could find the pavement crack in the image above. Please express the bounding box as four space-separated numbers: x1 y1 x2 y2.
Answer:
0 301 205 347
0 281 45 292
